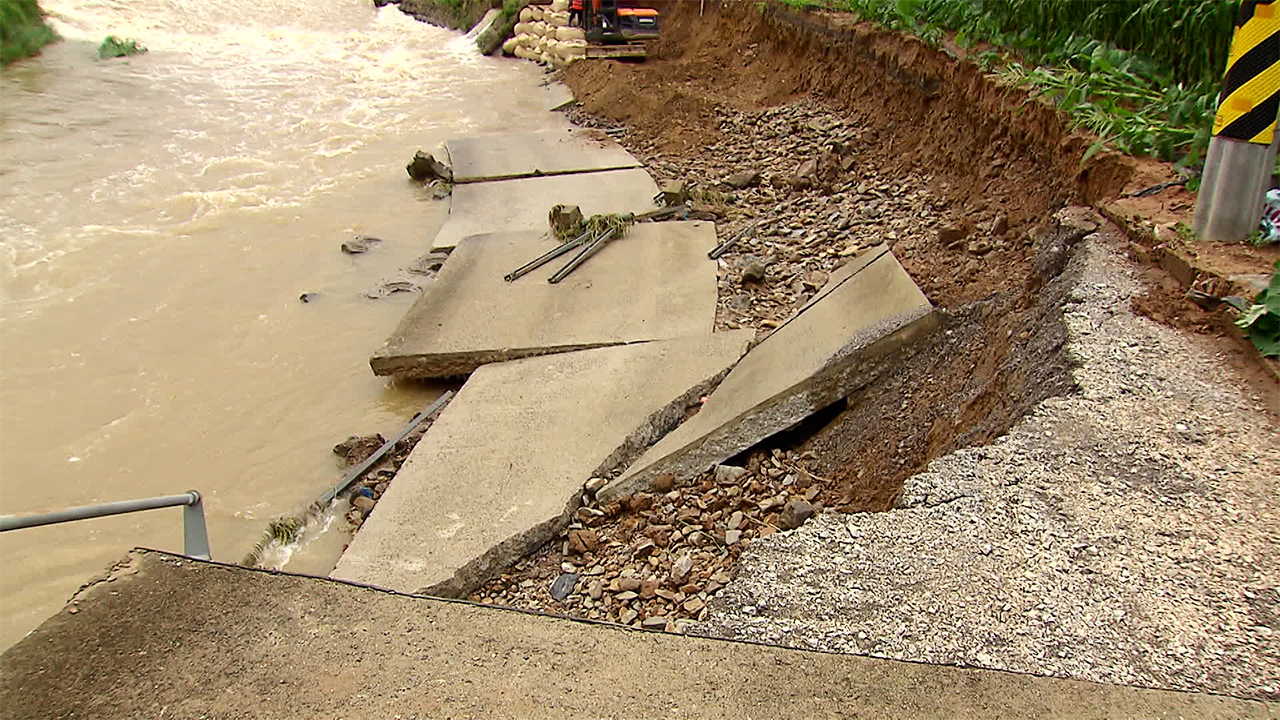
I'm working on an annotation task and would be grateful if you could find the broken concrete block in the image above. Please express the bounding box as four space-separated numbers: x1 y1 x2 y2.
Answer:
598 247 936 504
407 151 452 183
333 331 754 597
371 222 720 379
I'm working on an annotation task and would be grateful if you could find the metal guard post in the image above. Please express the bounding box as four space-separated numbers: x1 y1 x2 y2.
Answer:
0 491 211 561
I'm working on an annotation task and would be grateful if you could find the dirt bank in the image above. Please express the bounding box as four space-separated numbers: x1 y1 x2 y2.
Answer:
464 0 1277 646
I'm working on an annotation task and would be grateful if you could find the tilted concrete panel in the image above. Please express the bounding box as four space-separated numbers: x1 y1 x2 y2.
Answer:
598 247 938 503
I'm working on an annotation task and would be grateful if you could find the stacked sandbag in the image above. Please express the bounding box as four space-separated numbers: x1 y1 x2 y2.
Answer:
507 4 588 66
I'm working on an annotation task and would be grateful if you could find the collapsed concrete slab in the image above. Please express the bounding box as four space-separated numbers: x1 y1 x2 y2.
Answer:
431 168 660 252
335 331 753 597
371 221 720 379
599 247 937 504
446 129 641 183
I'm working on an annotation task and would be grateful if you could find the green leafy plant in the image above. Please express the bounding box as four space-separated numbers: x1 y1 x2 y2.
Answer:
0 0 58 65
98 35 146 59
1235 265 1280 357
267 517 302 544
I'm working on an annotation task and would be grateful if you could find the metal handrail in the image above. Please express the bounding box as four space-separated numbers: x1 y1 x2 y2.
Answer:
0 491 211 560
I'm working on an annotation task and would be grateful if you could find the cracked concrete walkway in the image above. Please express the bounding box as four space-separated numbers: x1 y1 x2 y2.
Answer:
0 549 1270 720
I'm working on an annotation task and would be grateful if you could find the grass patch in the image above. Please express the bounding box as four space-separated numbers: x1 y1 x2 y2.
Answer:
98 35 147 59
0 0 58 65
777 0 1235 168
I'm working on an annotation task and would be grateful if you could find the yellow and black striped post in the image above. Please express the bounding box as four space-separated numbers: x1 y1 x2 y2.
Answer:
1194 0 1280 242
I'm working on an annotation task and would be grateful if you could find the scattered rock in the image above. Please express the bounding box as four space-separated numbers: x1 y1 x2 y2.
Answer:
724 171 761 190
407 150 452 182
990 213 1010 237
341 235 382 255
658 179 690 206
549 573 578 601
585 477 608 494
548 204 583 238
937 221 973 245
333 434 385 465
672 554 695 583
778 499 814 530
725 529 742 545
299 292 318 303
641 616 668 630
352 495 376 513
620 608 638 624
714 464 747 485
741 260 768 284
652 473 675 493
567 529 599 555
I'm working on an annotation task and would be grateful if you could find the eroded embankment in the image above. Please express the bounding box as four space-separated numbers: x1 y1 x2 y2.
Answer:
452 1 1142 625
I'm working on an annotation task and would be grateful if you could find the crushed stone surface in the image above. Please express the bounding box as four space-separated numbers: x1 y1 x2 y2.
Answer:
694 238 1280 699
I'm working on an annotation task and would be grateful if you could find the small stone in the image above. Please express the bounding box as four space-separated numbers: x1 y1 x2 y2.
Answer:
778 499 814 530
728 511 744 530
615 591 639 601
588 580 604 600
617 577 642 592
639 579 659 599
619 608 638 624
568 529 599 555
724 171 761 190
585 477 608 494
714 465 748 485
550 573 578 601
352 495 376 513
937 221 973 245
683 597 706 613
642 616 668 630
672 554 695 583
741 261 768 284
549 204 583 237
659 180 689 206
653 473 675 493
725 529 742 545
990 213 1010 236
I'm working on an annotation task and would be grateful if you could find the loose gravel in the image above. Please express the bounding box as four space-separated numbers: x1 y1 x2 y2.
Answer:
695 232 1280 700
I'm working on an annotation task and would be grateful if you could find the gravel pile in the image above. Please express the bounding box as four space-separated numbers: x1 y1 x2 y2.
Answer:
472 452 831 631
694 235 1280 699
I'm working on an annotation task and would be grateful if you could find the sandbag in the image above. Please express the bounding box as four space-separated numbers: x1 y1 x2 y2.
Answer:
555 26 583 41
502 37 519 55
514 22 528 35
551 0 569 11
547 10 569 27
531 5 544 20
519 7 533 21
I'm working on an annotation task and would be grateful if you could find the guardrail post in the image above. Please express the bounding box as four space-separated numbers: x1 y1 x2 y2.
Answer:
183 491 211 561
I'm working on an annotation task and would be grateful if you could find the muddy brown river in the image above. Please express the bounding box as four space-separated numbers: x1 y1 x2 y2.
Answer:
0 0 567 648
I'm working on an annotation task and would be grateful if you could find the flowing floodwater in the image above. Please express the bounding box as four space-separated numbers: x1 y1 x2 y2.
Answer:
0 0 568 648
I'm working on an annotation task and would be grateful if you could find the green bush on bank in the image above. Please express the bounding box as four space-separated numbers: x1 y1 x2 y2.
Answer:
779 0 1237 167
0 0 59 65
98 35 147 59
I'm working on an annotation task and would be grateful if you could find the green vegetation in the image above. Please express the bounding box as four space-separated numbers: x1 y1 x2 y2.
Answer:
267 517 302 544
98 35 147 59
476 0 528 55
0 0 58 65
778 0 1236 167
1235 264 1280 357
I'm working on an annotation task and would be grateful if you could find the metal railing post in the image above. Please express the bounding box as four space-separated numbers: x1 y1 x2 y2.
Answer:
182 492 211 561
0 490 212 561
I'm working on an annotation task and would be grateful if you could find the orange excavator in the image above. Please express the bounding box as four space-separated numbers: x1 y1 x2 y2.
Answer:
569 0 660 59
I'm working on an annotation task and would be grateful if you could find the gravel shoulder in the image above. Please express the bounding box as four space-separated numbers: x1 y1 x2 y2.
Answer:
696 229 1280 700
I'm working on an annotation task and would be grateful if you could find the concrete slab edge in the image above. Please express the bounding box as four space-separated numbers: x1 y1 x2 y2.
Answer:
371 341 627 379
452 164 643 185
418 344 750 598
597 309 941 504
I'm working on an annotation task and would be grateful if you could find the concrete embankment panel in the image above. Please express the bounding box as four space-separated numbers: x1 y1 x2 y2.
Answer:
446 129 641 183
2 549 1268 720
371 221 720 379
600 247 938 503
336 332 753 597
431 168 660 252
